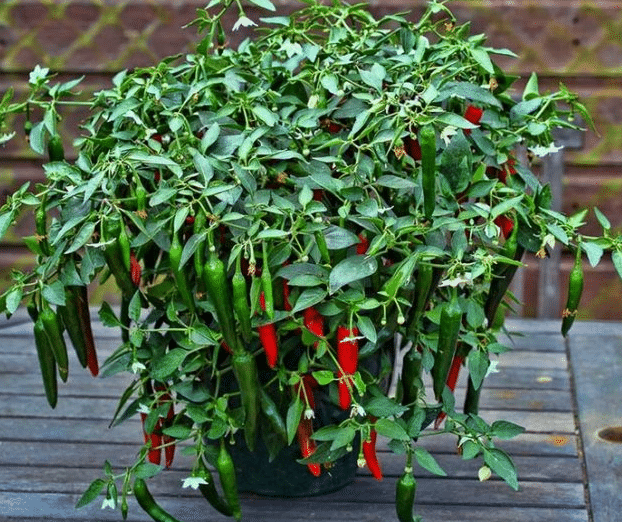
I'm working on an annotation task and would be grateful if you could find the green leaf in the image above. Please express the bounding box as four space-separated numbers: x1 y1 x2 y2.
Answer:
252 105 278 127
484 448 519 490
365 396 408 418
99 302 121 327
470 47 494 74
414 447 447 476
291 287 327 314
376 175 416 189
162 425 192 439
128 291 142 322
42 281 66 307
523 72 540 100
65 221 96 254
329 255 378 293
491 420 525 440
75 478 106 508
374 418 410 441
0 210 15 242
286 398 304 445
581 241 603 268
490 196 524 219
359 63 385 92
613 250 622 280
357 315 377 343
330 425 356 451
467 350 489 391
594 207 611 231
200 123 220 152
440 131 472 192
151 348 188 380
321 74 340 95
5 287 23 315
324 225 360 250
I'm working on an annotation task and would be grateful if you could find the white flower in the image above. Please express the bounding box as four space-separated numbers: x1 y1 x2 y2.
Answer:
182 476 208 490
233 16 257 31
304 408 315 420
131 361 146 374
101 497 116 510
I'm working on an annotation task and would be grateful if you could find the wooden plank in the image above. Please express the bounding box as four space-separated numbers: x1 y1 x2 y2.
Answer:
567 333 622 522
0 441 583 483
0 492 590 522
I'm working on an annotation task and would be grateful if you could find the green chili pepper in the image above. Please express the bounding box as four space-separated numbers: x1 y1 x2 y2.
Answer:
33 317 58 408
261 241 274 320
401 347 423 406
314 230 331 265
431 288 462 402
101 215 136 297
135 180 147 214
463 375 482 416
203 236 239 354
118 223 131 272
133 478 182 522
193 209 207 291
35 195 50 256
170 229 196 314
395 466 417 522
232 351 260 452
47 134 64 162
561 246 584 337
484 220 524 327
259 388 288 445
197 456 234 517
39 303 69 383
419 124 436 220
24 119 33 137
232 254 252 345
27 296 39 322
216 440 242 521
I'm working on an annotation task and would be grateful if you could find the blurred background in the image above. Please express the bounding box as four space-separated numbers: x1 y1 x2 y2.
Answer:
0 0 621 319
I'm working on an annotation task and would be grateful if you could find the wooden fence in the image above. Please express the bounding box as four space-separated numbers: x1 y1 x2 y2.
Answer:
1 0 621 319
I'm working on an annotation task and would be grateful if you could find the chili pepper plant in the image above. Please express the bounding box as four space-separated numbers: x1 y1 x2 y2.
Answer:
0 0 618 520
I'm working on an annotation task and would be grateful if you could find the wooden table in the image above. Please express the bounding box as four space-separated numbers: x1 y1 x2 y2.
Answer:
1 311 620 522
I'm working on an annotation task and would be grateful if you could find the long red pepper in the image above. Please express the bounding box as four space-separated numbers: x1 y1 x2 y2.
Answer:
154 384 176 469
304 307 324 348
140 413 162 465
362 423 383 480
295 376 320 477
130 251 141 286
259 292 278 368
494 214 514 239
337 326 359 410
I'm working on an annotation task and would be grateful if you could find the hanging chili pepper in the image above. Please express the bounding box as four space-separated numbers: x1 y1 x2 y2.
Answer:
282 278 293 311
47 134 64 162
362 420 383 481
35 195 50 256
101 215 136 297
401 347 423 406
464 376 482 416
356 233 369 255
216 440 242 521
169 231 195 313
232 351 260 451
232 255 252 344
431 289 462 401
193 209 207 291
304 306 324 348
395 464 417 522
261 241 274 320
464 104 484 135
258 291 278 368
203 235 239 354
315 230 331 265
404 135 422 161
130 251 142 287
296 417 321 477
154 384 176 469
33 317 58 408
39 303 69 383
337 325 359 410
419 125 436 220
197 455 234 517
140 412 162 465
494 214 514 240
59 285 98 376
561 246 584 337
133 477 182 522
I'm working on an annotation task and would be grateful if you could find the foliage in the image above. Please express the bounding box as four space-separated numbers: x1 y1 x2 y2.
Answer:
0 0 617 520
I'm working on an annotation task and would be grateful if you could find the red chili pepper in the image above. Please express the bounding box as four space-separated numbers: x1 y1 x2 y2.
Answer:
259 291 278 368
404 135 422 161
362 425 383 481
283 280 292 311
304 307 324 348
337 326 359 410
297 418 321 477
464 105 484 135
140 413 162 465
494 215 514 239
434 354 464 429
356 233 369 255
154 385 176 469
312 189 324 201
154 170 161 183
130 252 141 286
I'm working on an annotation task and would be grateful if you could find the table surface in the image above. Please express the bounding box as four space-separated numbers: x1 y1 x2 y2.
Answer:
1 311 621 522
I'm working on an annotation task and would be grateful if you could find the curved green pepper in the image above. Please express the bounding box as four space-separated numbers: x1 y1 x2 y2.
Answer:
431 289 462 401
133 478 182 522
33 317 58 408
101 215 136 297
419 125 436 220
216 440 242 521
197 456 233 517
39 303 69 383
561 247 584 337
232 351 260 452
47 134 64 162
395 466 417 522
232 254 252 345
170 230 196 314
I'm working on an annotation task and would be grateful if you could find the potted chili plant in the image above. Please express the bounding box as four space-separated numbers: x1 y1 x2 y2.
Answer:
0 0 617 520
